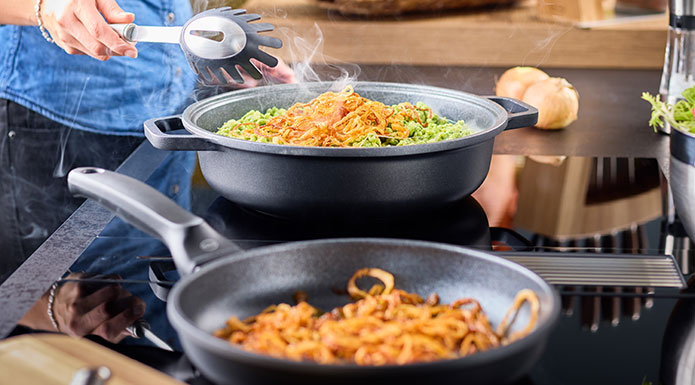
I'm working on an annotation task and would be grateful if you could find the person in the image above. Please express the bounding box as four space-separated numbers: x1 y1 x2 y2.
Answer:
1 0 295 342
471 155 519 229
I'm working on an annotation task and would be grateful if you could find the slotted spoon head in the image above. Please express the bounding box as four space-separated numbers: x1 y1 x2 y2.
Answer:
179 7 283 85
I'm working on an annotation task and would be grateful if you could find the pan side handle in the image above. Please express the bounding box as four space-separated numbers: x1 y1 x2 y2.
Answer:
489 227 534 252
485 96 539 130
144 115 221 151
67 168 241 276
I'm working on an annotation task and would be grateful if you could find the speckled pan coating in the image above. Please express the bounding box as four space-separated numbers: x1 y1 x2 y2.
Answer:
670 128 695 241
67 167 557 385
169 238 559 385
145 82 537 218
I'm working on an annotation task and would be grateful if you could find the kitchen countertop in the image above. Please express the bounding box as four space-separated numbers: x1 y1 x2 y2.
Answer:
247 0 668 69
0 144 170 338
352 65 669 160
490 68 668 159
0 65 670 338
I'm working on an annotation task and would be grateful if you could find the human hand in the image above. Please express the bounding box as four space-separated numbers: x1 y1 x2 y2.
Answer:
224 57 297 89
51 273 146 343
39 0 137 60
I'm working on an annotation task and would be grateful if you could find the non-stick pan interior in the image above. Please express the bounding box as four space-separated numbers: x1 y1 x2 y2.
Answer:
170 239 556 349
187 82 505 138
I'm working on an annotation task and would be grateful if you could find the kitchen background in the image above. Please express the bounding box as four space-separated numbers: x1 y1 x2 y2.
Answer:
2 0 692 384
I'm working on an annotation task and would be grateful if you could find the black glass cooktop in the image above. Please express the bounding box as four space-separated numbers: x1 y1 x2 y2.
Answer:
21 149 695 385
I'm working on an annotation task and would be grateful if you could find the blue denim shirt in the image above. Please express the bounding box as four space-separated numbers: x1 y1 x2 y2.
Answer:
0 0 196 136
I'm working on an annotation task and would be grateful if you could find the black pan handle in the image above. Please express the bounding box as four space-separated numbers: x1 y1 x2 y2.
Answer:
144 115 221 151
490 227 534 252
67 167 242 276
485 96 539 130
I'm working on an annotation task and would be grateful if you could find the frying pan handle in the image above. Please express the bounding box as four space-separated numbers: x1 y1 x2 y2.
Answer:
67 167 242 276
144 115 221 151
486 96 539 130
490 227 534 252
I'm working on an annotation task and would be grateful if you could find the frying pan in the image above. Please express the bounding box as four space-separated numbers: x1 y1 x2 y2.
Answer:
67 167 559 385
144 81 538 218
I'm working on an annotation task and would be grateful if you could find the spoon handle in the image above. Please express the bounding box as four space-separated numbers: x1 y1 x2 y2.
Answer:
110 23 181 44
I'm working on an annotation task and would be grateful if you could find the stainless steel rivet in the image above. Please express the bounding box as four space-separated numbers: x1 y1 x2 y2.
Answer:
166 12 175 23
200 239 219 252
69 366 111 385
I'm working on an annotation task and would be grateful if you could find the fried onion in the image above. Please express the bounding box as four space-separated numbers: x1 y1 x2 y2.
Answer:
227 86 427 147
214 268 541 365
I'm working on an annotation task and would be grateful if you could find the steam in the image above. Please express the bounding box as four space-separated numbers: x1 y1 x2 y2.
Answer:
54 76 90 178
191 0 362 100
278 22 361 89
520 15 574 68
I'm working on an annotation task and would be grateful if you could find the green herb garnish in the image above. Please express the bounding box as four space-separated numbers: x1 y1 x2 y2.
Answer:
642 85 695 133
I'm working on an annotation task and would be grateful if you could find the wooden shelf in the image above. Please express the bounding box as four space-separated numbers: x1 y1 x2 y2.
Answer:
514 157 662 238
247 0 668 69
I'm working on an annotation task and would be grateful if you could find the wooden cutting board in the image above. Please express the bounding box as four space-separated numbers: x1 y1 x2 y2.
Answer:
0 334 185 385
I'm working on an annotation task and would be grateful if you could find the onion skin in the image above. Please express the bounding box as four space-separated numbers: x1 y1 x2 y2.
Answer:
495 67 550 100
521 77 579 130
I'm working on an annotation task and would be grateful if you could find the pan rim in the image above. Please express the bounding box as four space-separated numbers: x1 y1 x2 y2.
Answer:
180 81 509 157
167 237 560 372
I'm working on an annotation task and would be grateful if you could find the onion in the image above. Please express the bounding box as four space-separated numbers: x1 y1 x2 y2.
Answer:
495 67 550 100
521 77 579 130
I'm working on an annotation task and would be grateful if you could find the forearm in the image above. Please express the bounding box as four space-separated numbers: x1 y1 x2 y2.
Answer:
0 0 38 25
17 292 56 332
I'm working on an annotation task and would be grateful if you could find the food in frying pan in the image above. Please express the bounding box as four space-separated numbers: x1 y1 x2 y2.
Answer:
214 267 540 365
215 86 473 147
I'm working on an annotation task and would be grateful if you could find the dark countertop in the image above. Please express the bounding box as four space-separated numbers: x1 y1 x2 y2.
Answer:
0 66 671 338
0 143 167 338
353 66 668 160
493 68 668 161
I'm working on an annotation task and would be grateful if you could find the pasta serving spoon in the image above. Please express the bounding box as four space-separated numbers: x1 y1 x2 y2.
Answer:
110 7 282 85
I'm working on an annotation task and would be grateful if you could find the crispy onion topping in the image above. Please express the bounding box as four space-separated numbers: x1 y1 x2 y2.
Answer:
214 268 540 365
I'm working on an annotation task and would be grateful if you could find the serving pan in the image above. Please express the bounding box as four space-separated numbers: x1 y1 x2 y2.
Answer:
68 167 558 385
144 81 537 218
670 127 695 241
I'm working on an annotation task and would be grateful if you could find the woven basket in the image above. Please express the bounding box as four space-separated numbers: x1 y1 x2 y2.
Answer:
316 0 518 16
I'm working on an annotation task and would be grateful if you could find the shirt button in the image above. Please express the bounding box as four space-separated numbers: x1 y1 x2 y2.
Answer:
166 12 175 23
8 130 15 139
174 67 182 78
